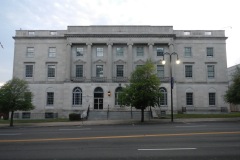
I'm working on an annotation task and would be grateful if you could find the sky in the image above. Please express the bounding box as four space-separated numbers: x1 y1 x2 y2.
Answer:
0 0 239 86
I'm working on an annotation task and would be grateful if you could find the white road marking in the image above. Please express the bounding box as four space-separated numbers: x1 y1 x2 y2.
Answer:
138 148 197 151
175 125 207 128
59 128 91 131
0 133 22 136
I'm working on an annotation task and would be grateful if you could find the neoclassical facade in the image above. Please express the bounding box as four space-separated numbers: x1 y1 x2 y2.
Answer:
13 26 229 119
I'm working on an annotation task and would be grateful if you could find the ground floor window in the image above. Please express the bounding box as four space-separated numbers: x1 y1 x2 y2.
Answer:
209 93 216 105
47 92 54 105
115 87 123 105
186 92 193 105
72 87 82 106
159 87 167 106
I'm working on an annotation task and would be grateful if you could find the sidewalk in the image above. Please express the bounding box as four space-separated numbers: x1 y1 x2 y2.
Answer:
0 117 240 128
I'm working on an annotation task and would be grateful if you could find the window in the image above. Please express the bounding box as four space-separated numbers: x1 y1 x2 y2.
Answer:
116 65 124 77
76 65 83 77
26 47 34 57
25 65 33 78
209 93 216 105
157 48 164 56
47 65 55 78
72 87 82 106
115 87 123 105
50 31 57 35
48 47 56 57
185 65 192 78
186 92 193 105
157 65 164 78
207 65 215 78
159 88 167 106
22 112 31 119
207 47 213 57
184 47 192 57
96 65 103 77
205 31 212 36
28 31 35 36
76 48 84 56
137 47 144 56
47 92 54 105
116 47 124 56
184 31 190 35
97 48 103 57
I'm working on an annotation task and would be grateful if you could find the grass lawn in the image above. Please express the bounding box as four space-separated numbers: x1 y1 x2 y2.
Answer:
0 118 70 124
174 112 240 118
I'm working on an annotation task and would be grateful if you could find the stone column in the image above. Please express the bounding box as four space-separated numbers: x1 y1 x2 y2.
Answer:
148 43 154 61
107 43 113 82
65 43 72 81
127 43 133 77
86 43 92 81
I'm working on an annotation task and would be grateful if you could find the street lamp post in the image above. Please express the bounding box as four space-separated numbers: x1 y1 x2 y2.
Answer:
162 52 180 122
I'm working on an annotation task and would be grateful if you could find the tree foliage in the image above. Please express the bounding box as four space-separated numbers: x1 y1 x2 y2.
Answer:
224 66 240 104
0 78 34 126
120 60 161 122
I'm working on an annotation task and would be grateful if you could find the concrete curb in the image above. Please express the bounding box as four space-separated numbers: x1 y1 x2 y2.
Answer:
0 118 239 128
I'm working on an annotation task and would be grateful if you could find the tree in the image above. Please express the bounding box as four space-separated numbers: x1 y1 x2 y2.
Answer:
0 78 34 126
224 66 240 104
120 60 161 122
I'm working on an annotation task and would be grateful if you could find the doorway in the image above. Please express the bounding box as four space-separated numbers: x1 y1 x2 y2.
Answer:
94 87 104 109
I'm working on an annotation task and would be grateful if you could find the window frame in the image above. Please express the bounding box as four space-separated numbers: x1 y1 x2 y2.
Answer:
72 87 82 106
116 47 124 56
207 65 215 78
96 65 104 77
157 65 164 78
96 48 103 57
186 92 193 106
25 64 33 78
136 46 144 56
47 65 56 78
76 65 83 78
156 48 164 56
209 92 216 106
184 47 192 57
185 65 193 78
26 47 34 57
48 47 56 58
115 87 123 105
159 87 167 106
116 65 124 77
206 47 214 57
76 47 84 56
46 92 54 105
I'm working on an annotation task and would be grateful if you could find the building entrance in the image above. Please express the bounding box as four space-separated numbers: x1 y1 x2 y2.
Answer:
94 87 104 109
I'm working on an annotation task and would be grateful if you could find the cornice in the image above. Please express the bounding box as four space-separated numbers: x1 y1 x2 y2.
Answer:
64 34 176 38
176 37 227 40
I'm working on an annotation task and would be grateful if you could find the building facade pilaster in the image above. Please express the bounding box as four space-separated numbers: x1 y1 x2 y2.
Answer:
86 43 92 81
65 43 72 81
127 43 133 77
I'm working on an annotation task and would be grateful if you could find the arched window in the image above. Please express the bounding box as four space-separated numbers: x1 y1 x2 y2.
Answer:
159 87 167 106
94 87 104 109
115 87 123 105
72 87 82 106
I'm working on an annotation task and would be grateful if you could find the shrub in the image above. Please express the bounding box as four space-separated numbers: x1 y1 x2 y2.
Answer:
69 113 81 121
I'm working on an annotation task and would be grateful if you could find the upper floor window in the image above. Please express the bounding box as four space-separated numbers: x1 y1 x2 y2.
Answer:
137 47 144 56
157 65 164 78
47 65 56 78
76 65 83 77
205 31 212 36
207 47 214 57
48 47 56 58
50 31 57 36
116 47 124 56
116 65 124 77
184 47 192 57
207 65 215 78
28 31 35 36
97 48 103 57
186 92 193 105
157 48 164 56
25 65 33 78
96 65 103 77
26 47 34 57
46 92 54 105
185 65 193 78
76 47 84 56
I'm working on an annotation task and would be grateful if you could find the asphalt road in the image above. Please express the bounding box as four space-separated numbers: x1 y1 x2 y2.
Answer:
0 121 240 160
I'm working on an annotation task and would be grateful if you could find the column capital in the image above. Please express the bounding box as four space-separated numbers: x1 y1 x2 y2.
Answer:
127 42 133 46
107 42 113 46
86 42 92 46
67 43 72 46
148 43 154 46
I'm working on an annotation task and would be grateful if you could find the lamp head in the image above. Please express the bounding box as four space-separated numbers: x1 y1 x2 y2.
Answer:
176 59 180 64
162 60 166 65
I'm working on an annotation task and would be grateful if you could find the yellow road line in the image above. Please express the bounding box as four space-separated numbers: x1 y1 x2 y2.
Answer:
0 131 239 143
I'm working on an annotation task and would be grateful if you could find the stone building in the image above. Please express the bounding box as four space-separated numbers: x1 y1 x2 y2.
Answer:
12 26 229 119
